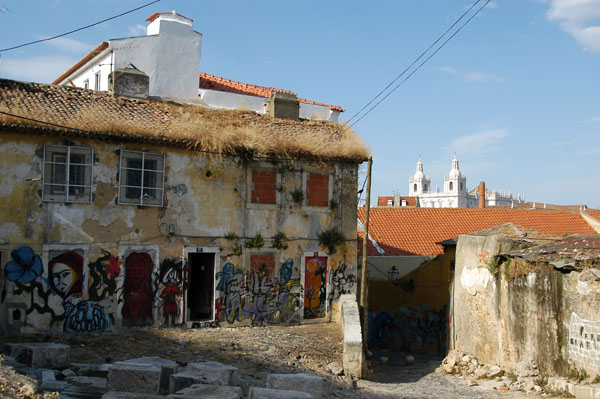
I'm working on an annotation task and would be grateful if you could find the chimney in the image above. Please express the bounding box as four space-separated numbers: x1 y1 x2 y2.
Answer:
478 181 486 208
108 64 149 99
266 92 300 120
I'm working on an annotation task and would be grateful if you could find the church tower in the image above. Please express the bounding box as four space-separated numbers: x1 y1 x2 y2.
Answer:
444 155 467 198
409 157 431 196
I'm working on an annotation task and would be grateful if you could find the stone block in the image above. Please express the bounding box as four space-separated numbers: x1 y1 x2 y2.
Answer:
170 371 217 393
107 363 161 394
169 383 243 399
101 392 163 399
66 376 108 391
267 373 323 399
7 343 70 368
248 387 313 399
41 380 70 392
119 356 178 391
183 362 239 386
574 384 600 399
61 384 106 399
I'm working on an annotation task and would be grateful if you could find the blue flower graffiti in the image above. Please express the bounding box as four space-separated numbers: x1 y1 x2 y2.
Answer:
5 247 43 284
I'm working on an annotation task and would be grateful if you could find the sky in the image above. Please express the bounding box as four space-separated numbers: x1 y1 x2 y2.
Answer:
0 0 599 207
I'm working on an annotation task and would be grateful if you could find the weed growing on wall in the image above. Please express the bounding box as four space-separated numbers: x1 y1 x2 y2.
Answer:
290 188 304 204
245 233 265 249
318 229 344 254
272 232 289 250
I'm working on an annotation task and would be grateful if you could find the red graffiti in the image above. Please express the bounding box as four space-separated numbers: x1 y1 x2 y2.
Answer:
122 252 154 327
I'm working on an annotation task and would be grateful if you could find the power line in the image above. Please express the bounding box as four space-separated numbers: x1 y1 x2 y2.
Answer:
346 0 491 128
0 0 161 53
344 0 483 127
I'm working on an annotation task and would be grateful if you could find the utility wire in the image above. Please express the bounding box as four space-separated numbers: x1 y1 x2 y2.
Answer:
344 0 482 127
0 0 161 53
347 0 491 128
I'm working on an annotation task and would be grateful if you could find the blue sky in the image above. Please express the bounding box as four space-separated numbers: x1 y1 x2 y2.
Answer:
1 0 599 207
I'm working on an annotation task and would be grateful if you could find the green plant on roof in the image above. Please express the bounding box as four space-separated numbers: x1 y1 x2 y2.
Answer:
224 232 239 241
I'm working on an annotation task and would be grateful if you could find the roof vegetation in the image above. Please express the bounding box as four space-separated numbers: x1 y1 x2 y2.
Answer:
0 79 370 161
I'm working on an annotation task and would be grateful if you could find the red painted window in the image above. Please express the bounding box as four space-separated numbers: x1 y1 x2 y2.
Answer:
250 253 275 274
306 172 329 207
251 170 277 205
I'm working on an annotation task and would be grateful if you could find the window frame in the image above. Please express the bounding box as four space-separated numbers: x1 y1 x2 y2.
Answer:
118 150 165 207
94 72 101 90
42 144 94 203
246 164 282 210
301 169 333 212
83 79 89 89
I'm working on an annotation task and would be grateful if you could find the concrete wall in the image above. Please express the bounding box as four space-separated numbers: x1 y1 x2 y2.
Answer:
453 233 600 378
0 131 359 334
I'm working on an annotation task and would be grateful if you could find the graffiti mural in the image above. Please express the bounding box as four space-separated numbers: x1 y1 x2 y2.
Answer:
215 259 302 325
48 250 84 299
63 300 112 332
88 250 121 302
328 262 356 302
122 252 154 327
368 305 448 354
6 247 64 327
159 257 183 326
304 255 328 319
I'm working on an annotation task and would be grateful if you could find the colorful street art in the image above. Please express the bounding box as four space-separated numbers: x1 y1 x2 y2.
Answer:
88 250 121 302
63 299 112 332
215 259 302 325
304 255 328 319
368 306 448 354
159 257 183 326
122 252 154 327
6 247 43 285
48 250 84 299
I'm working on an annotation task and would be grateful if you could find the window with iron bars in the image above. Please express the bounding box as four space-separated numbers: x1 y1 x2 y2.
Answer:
42 145 93 203
118 150 165 206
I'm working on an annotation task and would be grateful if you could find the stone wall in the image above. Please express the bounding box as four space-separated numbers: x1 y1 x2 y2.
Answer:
453 233 600 378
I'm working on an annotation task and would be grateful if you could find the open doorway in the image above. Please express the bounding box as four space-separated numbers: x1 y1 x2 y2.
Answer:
187 252 215 321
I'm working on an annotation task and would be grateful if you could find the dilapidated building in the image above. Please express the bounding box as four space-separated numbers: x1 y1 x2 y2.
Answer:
0 75 368 335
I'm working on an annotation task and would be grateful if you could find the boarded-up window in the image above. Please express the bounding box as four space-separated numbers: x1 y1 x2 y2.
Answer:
306 172 329 207
251 170 277 205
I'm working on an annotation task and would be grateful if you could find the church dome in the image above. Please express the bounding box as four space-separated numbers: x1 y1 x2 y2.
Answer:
413 157 425 181
448 155 463 179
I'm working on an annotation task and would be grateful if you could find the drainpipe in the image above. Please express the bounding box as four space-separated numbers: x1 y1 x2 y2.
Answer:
360 157 372 374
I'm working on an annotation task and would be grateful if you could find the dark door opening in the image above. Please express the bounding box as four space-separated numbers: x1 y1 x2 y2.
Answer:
187 252 215 321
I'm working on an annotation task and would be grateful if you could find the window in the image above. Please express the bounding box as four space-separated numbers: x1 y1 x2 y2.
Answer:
413 183 417 192
118 150 165 206
83 79 89 89
43 145 93 203
387 199 393 206
449 182 454 191
306 172 329 207
94 72 101 90
250 170 277 205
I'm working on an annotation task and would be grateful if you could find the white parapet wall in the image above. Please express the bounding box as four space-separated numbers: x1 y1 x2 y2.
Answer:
339 294 364 378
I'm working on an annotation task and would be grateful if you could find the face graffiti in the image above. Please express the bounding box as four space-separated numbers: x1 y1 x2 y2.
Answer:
48 251 83 300
50 263 75 296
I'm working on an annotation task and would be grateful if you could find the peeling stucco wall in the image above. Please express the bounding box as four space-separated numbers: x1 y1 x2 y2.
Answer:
0 131 359 334
453 233 600 379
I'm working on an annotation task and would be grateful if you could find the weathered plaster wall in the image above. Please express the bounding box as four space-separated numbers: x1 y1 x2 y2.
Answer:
453 233 600 378
0 131 359 334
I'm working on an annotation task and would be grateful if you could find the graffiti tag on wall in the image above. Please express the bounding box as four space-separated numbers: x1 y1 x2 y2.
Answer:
568 312 600 375
215 259 302 325
159 257 183 326
368 306 448 354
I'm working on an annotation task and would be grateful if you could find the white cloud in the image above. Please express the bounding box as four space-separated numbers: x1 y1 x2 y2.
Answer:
546 0 600 52
438 66 506 83
128 24 146 36
41 37 93 54
450 129 509 155
0 56 78 83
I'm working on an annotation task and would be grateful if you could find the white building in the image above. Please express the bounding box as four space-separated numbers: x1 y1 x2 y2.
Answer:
408 156 524 208
53 11 342 122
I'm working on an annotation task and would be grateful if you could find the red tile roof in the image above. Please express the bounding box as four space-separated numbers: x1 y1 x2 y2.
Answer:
357 207 597 257
200 73 344 112
585 209 600 220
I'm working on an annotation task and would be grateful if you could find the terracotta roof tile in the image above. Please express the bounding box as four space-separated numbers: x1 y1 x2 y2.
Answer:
357 207 597 257
200 72 343 112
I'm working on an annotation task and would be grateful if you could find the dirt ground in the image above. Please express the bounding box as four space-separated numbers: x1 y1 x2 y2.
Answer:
0 323 569 398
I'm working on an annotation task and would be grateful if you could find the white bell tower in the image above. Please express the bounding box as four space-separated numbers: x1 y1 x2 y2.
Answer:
444 155 467 194
409 157 431 196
